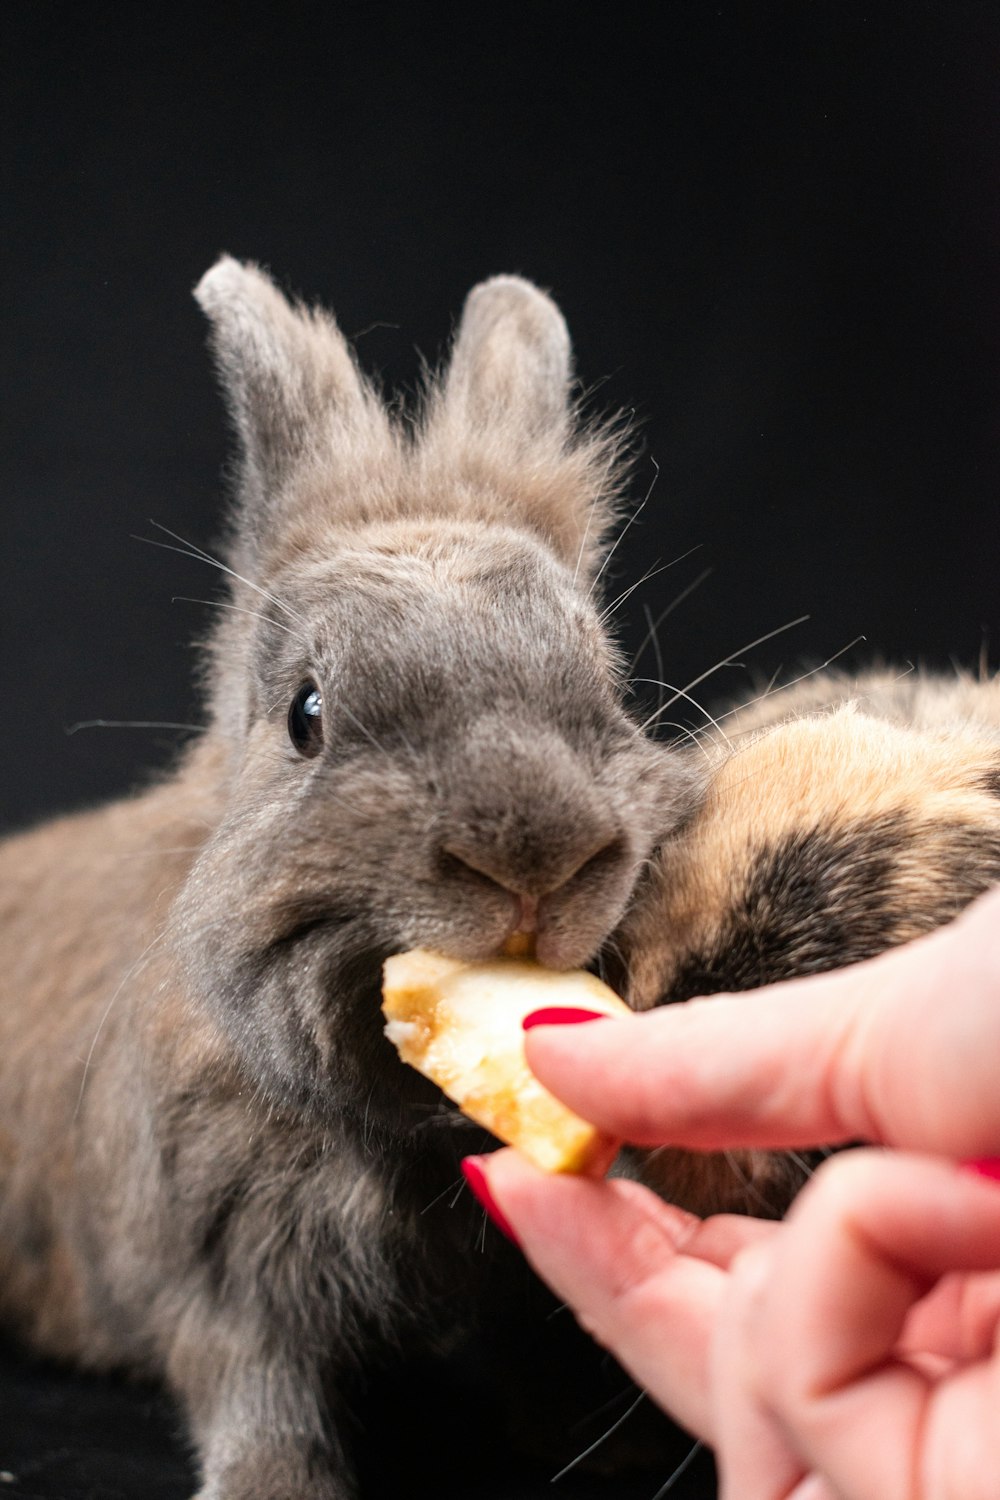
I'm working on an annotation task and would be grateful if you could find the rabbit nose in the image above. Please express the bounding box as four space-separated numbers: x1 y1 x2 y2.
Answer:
442 828 622 910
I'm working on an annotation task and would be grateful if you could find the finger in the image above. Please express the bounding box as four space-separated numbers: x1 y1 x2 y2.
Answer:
786 1481 841 1500
524 884 1000 1154
736 1151 1000 1500
899 1267 1000 1362
679 1211 780 1270
712 1242 816 1500
478 1149 771 1441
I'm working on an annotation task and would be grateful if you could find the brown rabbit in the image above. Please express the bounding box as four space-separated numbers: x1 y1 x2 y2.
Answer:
0 261 698 1498
614 666 1000 1218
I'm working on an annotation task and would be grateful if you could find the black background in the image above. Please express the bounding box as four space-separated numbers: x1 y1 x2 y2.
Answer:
4 1 998 835
1 2 997 1494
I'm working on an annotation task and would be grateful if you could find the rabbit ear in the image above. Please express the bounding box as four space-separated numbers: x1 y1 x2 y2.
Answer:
194 257 379 515
442 276 572 443
422 277 626 582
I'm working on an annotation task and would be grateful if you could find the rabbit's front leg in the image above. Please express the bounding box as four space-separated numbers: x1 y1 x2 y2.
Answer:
169 1310 357 1500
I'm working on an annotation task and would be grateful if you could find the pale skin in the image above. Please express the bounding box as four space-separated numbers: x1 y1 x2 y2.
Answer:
469 885 1000 1499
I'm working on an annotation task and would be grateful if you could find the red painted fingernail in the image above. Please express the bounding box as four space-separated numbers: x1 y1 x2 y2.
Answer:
460 1157 520 1246
522 1007 608 1030
961 1157 1000 1183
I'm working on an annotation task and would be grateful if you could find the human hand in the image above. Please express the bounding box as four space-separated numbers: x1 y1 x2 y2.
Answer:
463 885 1000 1498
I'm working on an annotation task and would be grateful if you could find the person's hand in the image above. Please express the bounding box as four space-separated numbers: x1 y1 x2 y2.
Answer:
462 885 1000 1498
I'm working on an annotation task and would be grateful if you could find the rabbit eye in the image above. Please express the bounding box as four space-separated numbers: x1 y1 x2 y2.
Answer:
288 682 324 758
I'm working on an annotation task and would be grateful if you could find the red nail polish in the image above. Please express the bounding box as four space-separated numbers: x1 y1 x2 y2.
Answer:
961 1157 1000 1183
460 1157 520 1245
522 1006 607 1030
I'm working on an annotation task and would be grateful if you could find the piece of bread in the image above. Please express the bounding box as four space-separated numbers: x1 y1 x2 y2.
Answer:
381 949 630 1173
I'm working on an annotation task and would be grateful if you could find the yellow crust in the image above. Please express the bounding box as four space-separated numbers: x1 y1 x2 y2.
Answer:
381 949 629 1173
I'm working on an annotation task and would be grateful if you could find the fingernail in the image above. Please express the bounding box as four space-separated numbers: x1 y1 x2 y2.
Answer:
522 1007 608 1030
461 1157 521 1246
961 1157 1000 1183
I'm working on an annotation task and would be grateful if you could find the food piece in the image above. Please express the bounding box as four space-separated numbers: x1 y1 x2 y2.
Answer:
381 949 630 1173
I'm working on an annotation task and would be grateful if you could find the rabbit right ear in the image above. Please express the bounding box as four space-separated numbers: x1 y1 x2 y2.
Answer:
422 276 627 581
442 276 572 445
194 258 386 538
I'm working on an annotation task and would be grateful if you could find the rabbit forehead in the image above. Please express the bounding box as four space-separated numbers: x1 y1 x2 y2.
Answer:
275 517 579 595
245 521 623 746
275 525 613 670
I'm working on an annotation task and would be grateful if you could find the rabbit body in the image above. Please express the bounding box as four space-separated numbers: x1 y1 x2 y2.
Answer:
0 263 692 1498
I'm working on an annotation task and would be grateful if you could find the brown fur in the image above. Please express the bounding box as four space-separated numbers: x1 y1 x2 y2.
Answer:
616 668 1000 1216
0 262 697 1499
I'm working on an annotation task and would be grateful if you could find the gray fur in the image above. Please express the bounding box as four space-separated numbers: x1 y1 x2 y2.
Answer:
440 274 572 440
0 262 697 1499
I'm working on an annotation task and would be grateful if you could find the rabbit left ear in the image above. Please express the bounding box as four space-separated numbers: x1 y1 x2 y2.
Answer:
441 275 573 447
194 256 383 513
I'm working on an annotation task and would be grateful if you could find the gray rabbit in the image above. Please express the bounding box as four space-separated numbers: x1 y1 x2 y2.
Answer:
0 261 695 1497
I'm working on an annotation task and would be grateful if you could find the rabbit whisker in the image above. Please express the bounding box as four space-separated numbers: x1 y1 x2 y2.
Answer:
65 720 203 735
758 661 785 700
652 720 720 765
549 1387 648 1482
597 560 676 627
594 934 626 987
600 542 705 629
172 596 303 641
448 1178 467 1209
630 567 713 676
661 614 811 711
588 461 656 598
636 681 734 750
361 1085 376 1157
571 495 599 590
648 1440 705 1498
640 614 811 734
409 1111 477 1133
73 926 173 1120
137 521 308 629
710 634 868 729
113 846 206 859
419 1176 466 1215
642 602 665 717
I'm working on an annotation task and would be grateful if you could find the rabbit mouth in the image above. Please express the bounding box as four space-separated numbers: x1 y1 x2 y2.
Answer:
502 928 536 959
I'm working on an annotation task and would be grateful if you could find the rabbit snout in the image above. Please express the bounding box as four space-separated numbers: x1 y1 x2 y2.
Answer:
436 720 636 966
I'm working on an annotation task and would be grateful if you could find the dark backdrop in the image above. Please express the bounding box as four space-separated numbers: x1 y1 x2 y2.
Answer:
3 1 997 834
0 2 997 1495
